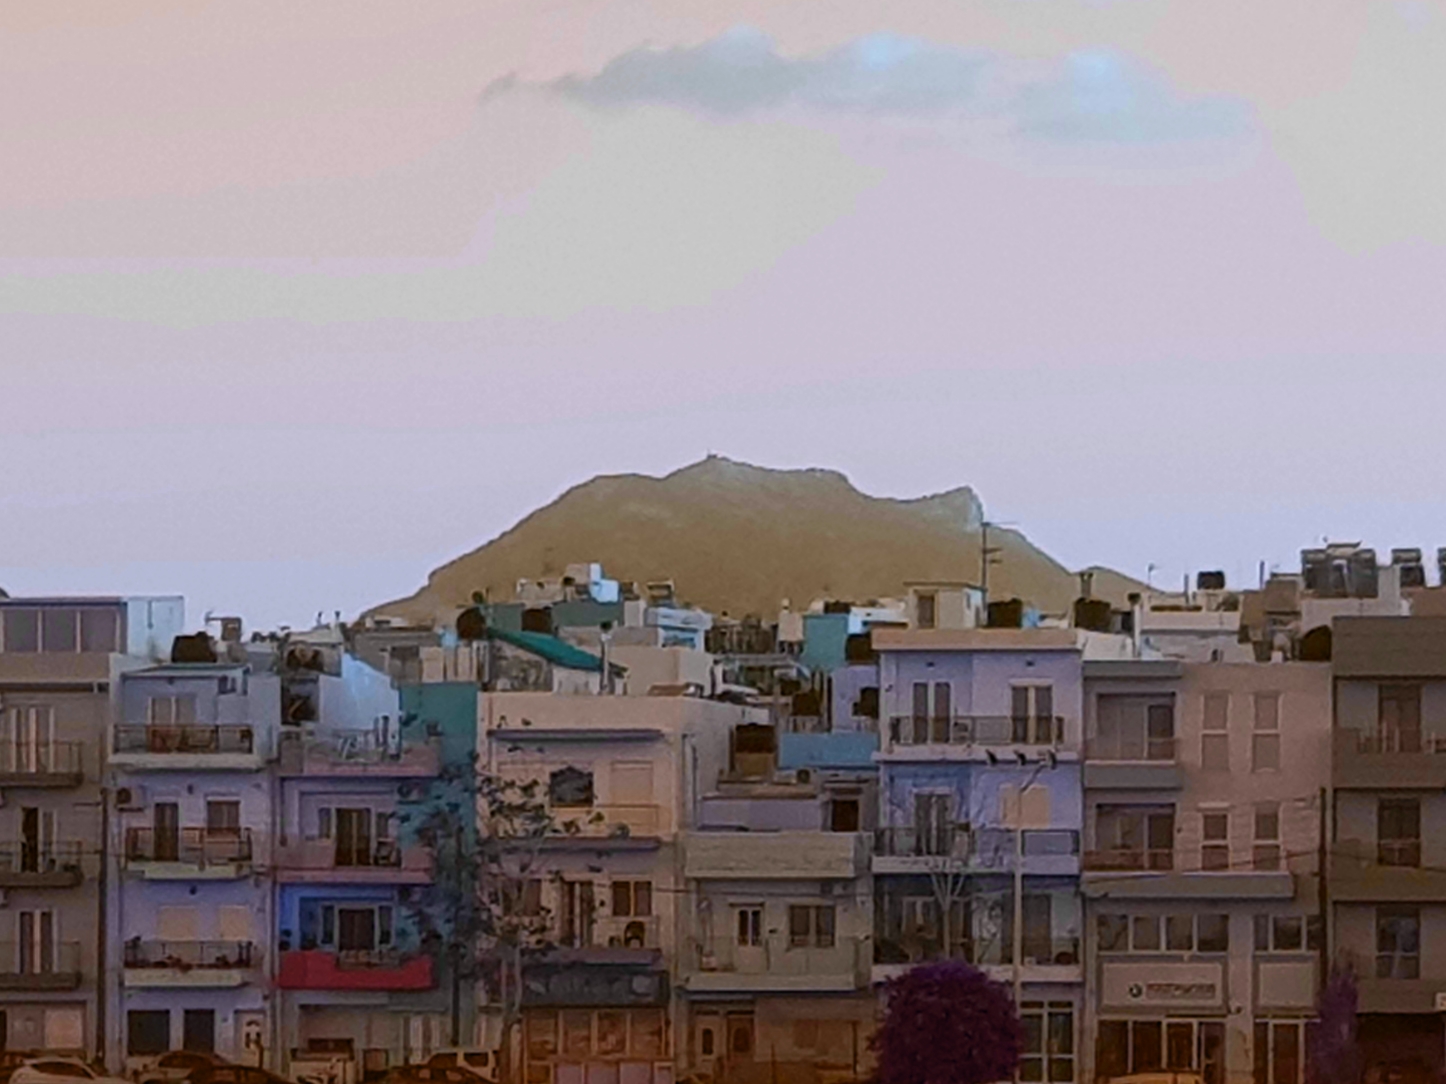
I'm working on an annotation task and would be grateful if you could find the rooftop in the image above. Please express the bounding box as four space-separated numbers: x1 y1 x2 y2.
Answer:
871 627 1083 652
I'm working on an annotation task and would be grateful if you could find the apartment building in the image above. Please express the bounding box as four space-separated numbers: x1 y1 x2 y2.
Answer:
1081 659 1330 1084
274 645 444 1080
680 722 877 1084
478 691 737 1084
870 626 1090 1084
1329 616 1446 1080
110 660 280 1067
0 595 182 1062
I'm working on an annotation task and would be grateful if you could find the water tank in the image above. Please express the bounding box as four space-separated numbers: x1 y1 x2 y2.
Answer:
1196 571 1226 591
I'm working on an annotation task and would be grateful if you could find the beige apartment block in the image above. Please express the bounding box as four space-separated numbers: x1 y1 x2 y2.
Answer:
0 596 181 1063
1082 658 1330 1084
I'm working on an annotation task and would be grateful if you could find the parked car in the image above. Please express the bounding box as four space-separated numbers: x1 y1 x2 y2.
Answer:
140 1053 225 1084
382 1068 475 1084
10 1059 128 1084
0 1054 38 1084
1107 1074 1205 1084
183 1067 288 1084
424 1051 498 1083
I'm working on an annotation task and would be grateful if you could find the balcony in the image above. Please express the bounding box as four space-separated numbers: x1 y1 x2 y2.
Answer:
545 805 665 848
276 948 434 991
883 715 1065 757
1081 849 1295 900
543 916 665 967
0 940 81 991
1083 738 1182 790
0 842 84 888
123 939 255 988
124 827 253 880
278 729 440 778
276 839 432 885
0 742 84 788
684 831 868 880
870 936 1081 986
686 935 866 994
1330 838 1446 901
872 827 1079 876
1332 729 1446 789
111 725 266 771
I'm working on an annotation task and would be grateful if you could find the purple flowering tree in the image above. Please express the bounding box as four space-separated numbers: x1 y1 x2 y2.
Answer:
1308 965 1362 1084
871 960 1023 1084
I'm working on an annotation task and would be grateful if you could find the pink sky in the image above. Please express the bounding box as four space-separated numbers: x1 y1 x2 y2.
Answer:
3 0 1444 628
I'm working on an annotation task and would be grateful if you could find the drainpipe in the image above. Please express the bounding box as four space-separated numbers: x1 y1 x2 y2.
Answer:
96 782 109 1067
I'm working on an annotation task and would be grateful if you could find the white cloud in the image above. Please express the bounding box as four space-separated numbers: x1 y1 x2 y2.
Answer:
521 29 1251 142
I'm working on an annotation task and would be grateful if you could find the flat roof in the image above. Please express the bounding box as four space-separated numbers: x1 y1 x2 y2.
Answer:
1334 616 1446 678
0 596 181 606
871 627 1082 652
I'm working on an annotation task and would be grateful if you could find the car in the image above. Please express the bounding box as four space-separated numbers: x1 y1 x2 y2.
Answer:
424 1052 498 1083
1106 1074 1206 1084
140 1053 225 1084
382 1069 475 1084
183 1068 288 1084
0 1054 38 1084
10 1059 128 1084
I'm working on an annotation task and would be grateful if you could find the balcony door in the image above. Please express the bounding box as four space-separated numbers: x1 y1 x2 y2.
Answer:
1022 894 1053 964
20 808 55 872
17 909 55 974
1012 685 1055 744
1379 685 1422 753
3 707 54 774
153 802 179 862
559 881 595 948
913 793 953 857
334 808 373 868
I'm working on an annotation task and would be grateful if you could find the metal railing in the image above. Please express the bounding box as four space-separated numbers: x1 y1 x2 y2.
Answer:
874 826 971 859
1085 736 1177 761
1378 840 1422 867
875 827 1079 864
334 948 411 969
0 742 84 776
0 841 83 875
872 934 1080 967
1345 730 1446 755
281 729 438 772
0 940 81 975
886 715 1065 748
1083 848 1174 872
124 940 255 969
691 935 864 978
333 840 402 869
125 827 253 865
114 725 255 755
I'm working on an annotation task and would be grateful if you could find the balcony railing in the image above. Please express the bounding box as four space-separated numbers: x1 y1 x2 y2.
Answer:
1085 737 1177 761
886 715 1064 748
0 841 84 879
1378 840 1422 867
872 935 1079 967
1083 848 1174 871
114 725 255 755
125 827 253 866
278 729 440 776
875 827 1079 865
124 940 255 969
0 940 81 988
691 934 865 981
875 826 971 859
277 947 435 990
0 741 84 782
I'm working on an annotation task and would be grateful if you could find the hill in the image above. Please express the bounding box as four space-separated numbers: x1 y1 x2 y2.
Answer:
364 456 1144 625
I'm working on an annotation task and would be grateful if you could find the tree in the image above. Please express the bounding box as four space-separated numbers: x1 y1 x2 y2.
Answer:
403 754 599 1083
871 960 1022 1084
1309 965 1362 1084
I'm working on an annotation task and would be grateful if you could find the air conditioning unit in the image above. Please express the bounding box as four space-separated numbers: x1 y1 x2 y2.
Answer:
116 785 146 811
795 768 812 784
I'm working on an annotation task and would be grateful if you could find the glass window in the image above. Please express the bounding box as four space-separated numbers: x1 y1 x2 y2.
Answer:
548 767 595 808
1097 914 1128 953
1203 694 1229 731
1254 694 1280 731
815 905 836 948
736 908 762 947
1202 812 1230 871
80 608 120 652
1376 905 1420 979
1197 914 1229 953
2 610 39 654
1253 732 1281 772
1379 685 1422 753
1132 916 1160 952
1202 732 1230 771
1379 798 1421 867
1254 803 1281 869
916 593 936 630
1272 916 1303 952
1166 915 1194 951
1020 1002 1074 1084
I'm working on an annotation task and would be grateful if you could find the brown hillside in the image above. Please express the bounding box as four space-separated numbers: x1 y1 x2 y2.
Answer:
365 456 1144 625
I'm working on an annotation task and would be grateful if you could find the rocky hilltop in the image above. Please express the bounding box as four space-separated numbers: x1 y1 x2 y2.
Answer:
365 456 1142 624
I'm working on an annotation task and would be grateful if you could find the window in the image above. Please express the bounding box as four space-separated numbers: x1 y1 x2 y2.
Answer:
206 800 241 835
548 767 594 808
128 1010 171 1056
1096 1020 1224 1084
1252 694 1281 771
735 908 762 947
1379 685 1422 753
788 905 836 949
2 706 56 775
916 592 937 630
829 798 860 832
907 684 952 743
1201 812 1230 871
1379 798 1421 867
2 610 39 654
1202 694 1230 771
931 682 952 743
1255 914 1321 953
1094 696 1175 761
1012 685 1056 744
1253 804 1281 871
1376 906 1420 978
1020 1002 1074 1083
1095 805 1175 870
611 881 652 918
148 695 197 727
1097 914 1228 953
17 909 56 973
503 879 543 917
41 610 77 653
1255 1020 1306 1084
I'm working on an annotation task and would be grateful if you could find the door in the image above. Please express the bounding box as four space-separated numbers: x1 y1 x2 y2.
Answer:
913 793 951 856
693 1013 722 1082
335 808 372 867
337 908 377 952
20 808 39 872
18 910 55 973
725 1014 755 1073
154 802 180 862
183 1009 216 1054
561 882 596 948
1022 894 1053 964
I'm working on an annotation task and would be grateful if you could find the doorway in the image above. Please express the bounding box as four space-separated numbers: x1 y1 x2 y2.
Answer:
183 1009 216 1054
154 802 180 862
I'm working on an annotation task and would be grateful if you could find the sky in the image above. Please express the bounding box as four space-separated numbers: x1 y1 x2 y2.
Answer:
2 0 1444 631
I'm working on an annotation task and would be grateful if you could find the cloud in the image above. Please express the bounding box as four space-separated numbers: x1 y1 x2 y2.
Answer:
520 28 1250 142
